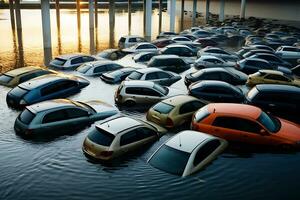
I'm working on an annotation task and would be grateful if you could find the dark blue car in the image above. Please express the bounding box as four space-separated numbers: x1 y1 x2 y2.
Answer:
6 74 90 109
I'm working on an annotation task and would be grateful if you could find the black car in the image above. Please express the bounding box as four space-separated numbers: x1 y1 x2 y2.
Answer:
160 45 196 57
100 67 136 84
184 67 248 86
246 84 300 115
189 80 245 103
148 55 190 72
249 53 292 68
6 74 90 109
95 49 126 61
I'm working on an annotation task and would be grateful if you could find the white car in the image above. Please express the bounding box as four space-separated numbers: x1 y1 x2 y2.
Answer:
76 60 123 76
194 55 236 69
122 42 158 54
148 130 228 177
118 35 147 49
49 54 97 70
276 46 300 60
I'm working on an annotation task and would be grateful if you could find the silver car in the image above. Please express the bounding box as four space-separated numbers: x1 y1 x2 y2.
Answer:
194 55 236 69
14 99 119 136
197 47 239 61
49 54 97 70
114 80 185 106
82 116 167 160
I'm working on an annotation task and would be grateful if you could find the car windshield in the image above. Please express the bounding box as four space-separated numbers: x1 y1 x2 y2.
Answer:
257 111 281 133
152 102 175 114
97 52 109 58
87 127 115 146
0 74 13 83
128 71 143 80
153 84 168 95
19 109 35 125
11 86 28 97
52 58 66 66
77 63 93 73
149 145 190 176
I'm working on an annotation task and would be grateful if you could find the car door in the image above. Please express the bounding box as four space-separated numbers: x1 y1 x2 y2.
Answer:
93 65 107 76
39 109 70 134
156 72 173 86
40 80 79 101
141 87 163 104
177 101 206 124
65 108 91 130
263 74 291 85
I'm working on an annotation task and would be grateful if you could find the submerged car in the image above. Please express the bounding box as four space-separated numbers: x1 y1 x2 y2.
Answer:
6 74 90 109
114 80 184 106
160 44 196 57
184 67 248 86
14 99 119 136
191 103 300 149
148 130 227 177
122 42 158 54
100 68 136 84
118 35 147 49
146 95 207 128
151 38 176 48
82 116 166 160
193 55 236 69
148 55 190 72
247 70 300 87
197 47 239 61
189 80 245 103
0 66 56 87
249 53 292 68
76 60 123 76
49 54 97 70
95 49 126 61
125 68 181 86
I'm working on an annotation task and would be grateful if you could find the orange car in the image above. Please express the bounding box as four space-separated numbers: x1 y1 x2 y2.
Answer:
191 103 300 149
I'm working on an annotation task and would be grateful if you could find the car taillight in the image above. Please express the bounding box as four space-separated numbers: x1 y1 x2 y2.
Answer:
99 151 114 157
166 118 174 128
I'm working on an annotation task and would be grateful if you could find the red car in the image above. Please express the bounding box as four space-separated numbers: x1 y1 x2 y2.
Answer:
152 39 176 48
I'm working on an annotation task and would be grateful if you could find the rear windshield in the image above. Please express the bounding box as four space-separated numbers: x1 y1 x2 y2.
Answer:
152 102 175 114
149 145 190 176
128 71 143 80
19 109 35 125
194 106 210 122
0 74 13 83
11 86 28 97
87 127 115 146
77 63 93 74
119 37 126 43
52 58 67 66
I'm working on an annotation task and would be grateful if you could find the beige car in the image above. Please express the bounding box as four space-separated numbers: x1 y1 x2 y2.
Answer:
82 116 167 161
146 95 207 128
114 80 185 106
0 66 56 87
247 69 300 87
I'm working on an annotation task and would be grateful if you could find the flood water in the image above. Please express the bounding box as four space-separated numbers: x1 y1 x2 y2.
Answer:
1 5 300 200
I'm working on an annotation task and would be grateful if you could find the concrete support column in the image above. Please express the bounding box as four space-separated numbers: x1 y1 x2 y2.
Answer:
145 0 152 41
169 0 176 32
15 0 24 67
9 0 15 31
158 0 162 33
205 0 210 24
128 0 132 34
192 0 197 26
41 0 52 66
219 0 225 22
143 0 146 34
76 0 82 52
55 0 61 32
95 0 98 29
180 0 184 31
89 0 95 54
109 0 115 48
240 0 246 19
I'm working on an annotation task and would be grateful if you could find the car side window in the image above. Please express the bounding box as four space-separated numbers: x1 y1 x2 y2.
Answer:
125 87 141 95
42 109 68 123
137 127 157 139
93 66 106 73
82 56 95 62
128 38 137 43
145 72 159 80
264 74 289 82
120 129 140 146
40 81 77 96
157 72 171 79
141 88 162 97
65 108 89 119
219 72 232 81
193 140 221 166
192 101 205 110
71 57 83 65
212 116 262 134
179 103 196 114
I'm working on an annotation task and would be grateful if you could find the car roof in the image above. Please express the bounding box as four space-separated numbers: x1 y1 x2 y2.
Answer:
199 55 223 60
207 103 262 120
55 53 87 60
122 80 155 87
192 80 235 89
258 69 284 75
27 99 80 114
87 60 115 66
200 67 227 73
4 66 43 77
165 131 216 153
165 44 192 49
244 57 269 63
135 42 154 46
19 74 76 90
161 95 199 106
97 116 142 135
135 67 163 74
152 55 180 59
255 84 300 93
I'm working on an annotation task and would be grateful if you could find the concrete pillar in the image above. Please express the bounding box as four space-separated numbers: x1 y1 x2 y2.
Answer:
169 0 176 32
55 0 61 32
15 0 24 67
240 0 246 19
41 0 52 66
205 0 210 24
109 0 115 48
89 0 95 54
76 0 82 52
145 0 152 41
95 0 98 29
180 0 184 31
9 0 15 31
143 0 146 34
128 0 132 34
192 0 197 26
219 0 225 22
158 0 162 33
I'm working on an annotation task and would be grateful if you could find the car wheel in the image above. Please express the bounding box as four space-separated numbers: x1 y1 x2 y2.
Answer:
124 100 136 107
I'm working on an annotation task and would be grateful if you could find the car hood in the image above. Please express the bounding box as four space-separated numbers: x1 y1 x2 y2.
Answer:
276 118 300 142
85 100 119 114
